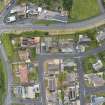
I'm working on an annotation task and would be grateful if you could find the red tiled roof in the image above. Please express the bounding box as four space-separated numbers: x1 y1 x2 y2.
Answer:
19 64 28 84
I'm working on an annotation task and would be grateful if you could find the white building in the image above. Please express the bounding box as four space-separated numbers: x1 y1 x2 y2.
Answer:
14 84 40 99
92 60 103 71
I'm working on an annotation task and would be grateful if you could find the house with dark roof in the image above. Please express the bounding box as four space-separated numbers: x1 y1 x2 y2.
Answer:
78 35 91 45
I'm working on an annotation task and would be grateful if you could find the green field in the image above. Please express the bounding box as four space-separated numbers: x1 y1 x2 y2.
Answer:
1 34 15 61
0 0 10 12
71 0 100 22
0 1 4 12
0 60 6 105
33 20 59 26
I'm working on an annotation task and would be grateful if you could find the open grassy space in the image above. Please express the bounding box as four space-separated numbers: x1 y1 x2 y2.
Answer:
0 0 10 12
12 64 20 84
28 67 39 82
0 1 4 12
0 60 6 105
1 34 15 61
71 0 100 22
33 20 59 26
83 56 97 74
98 51 105 66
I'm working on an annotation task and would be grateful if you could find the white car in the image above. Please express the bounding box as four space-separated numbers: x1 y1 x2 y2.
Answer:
6 16 16 23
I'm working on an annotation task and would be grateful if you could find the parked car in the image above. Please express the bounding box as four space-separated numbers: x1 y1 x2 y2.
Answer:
6 16 16 23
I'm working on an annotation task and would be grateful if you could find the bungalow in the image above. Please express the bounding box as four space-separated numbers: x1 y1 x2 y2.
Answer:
19 64 29 84
78 35 91 45
20 37 40 48
91 96 105 105
85 74 105 87
63 60 76 67
92 60 103 71
47 59 63 75
13 84 40 99
59 39 74 53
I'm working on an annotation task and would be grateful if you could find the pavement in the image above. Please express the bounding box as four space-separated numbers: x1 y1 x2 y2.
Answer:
0 0 105 33
12 98 42 105
76 58 86 105
0 44 13 105
97 0 105 13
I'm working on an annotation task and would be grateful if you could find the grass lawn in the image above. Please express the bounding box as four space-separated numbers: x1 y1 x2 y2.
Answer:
70 0 100 22
1 34 14 61
97 51 105 69
1 34 19 61
83 56 96 74
95 92 105 97
12 64 20 84
85 29 99 51
0 1 4 12
85 80 94 87
33 20 59 26
30 48 36 59
86 40 98 51
0 0 10 12
9 31 48 37
0 60 6 105
29 67 39 82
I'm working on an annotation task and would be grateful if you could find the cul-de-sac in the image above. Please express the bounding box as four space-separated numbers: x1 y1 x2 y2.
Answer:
1 0 105 105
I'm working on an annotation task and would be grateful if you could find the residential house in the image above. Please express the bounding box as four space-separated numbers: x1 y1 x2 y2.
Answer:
91 96 105 105
59 39 74 53
85 74 105 87
13 84 40 99
92 60 103 71
20 37 40 48
78 35 91 45
63 59 76 68
47 59 63 75
19 64 29 84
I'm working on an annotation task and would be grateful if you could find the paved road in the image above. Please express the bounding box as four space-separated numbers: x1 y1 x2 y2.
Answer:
39 43 105 60
76 58 86 105
0 2 105 33
38 58 47 105
12 98 42 105
0 44 13 105
97 0 105 13
79 44 105 58
39 52 77 61
1 13 105 33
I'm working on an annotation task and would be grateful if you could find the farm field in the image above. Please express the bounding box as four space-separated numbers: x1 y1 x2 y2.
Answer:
70 0 100 22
